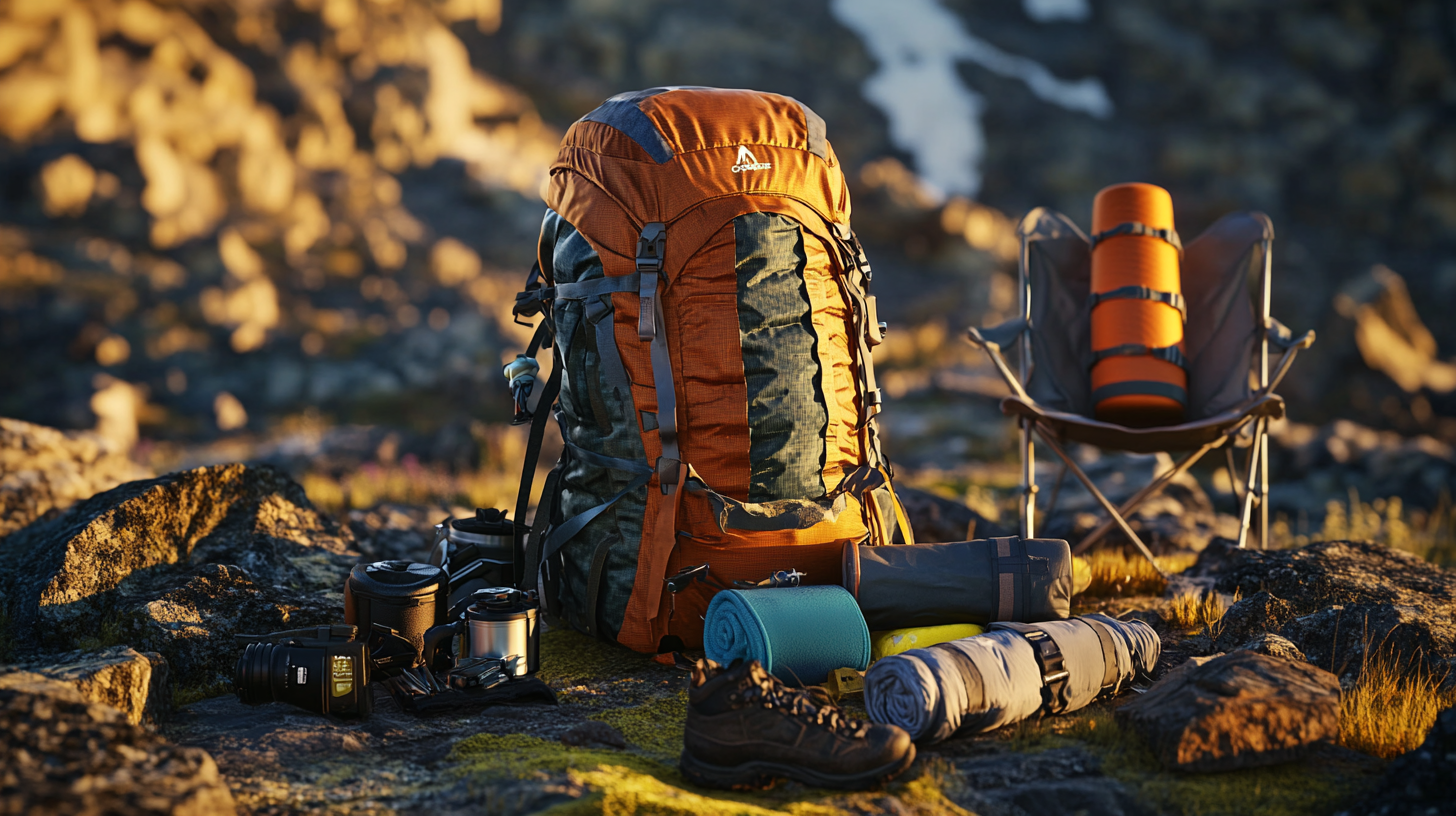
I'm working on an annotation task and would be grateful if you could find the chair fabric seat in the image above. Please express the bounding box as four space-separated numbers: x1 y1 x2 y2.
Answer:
1000 394 1284 454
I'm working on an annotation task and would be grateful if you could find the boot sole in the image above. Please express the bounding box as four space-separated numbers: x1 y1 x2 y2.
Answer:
679 744 917 792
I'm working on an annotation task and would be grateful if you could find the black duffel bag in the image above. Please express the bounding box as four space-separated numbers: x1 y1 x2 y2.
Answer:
843 537 1073 630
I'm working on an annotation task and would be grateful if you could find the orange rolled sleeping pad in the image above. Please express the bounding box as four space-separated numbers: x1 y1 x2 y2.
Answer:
1089 183 1187 427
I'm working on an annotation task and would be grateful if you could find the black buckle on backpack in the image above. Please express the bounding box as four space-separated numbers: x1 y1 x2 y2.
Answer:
513 262 555 327
636 223 666 275
666 563 725 594
1022 629 1071 715
732 569 805 589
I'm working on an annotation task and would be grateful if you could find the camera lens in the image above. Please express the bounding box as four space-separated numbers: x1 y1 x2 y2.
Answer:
234 640 372 717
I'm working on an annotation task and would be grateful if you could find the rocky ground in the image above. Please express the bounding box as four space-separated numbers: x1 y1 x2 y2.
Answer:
1 417 1454 816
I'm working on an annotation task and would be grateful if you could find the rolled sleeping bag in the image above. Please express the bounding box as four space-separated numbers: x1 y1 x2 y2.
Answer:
844 537 1073 631
1090 182 1187 427
703 585 871 687
863 614 1160 744
872 623 985 661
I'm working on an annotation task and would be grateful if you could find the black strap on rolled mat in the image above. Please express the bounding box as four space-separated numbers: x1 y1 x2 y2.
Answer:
1080 616 1121 694
1089 343 1187 369
996 622 1071 715
1090 380 1188 407
1088 221 1183 254
1087 285 1188 323
992 537 1025 622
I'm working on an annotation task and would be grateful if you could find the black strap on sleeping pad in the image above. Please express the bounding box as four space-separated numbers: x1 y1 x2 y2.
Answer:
512 321 562 588
1081 617 1121 694
1090 380 1188 406
997 622 1071 715
992 537 1020 622
1089 221 1183 254
1089 343 1187 369
1087 285 1187 322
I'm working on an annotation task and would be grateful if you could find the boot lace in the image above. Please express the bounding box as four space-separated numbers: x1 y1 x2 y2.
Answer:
739 666 869 738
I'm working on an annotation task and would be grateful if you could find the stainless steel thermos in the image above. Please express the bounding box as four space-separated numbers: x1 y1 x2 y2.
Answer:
423 587 540 677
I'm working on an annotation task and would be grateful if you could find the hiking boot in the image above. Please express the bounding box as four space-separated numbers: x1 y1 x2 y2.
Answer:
680 659 915 791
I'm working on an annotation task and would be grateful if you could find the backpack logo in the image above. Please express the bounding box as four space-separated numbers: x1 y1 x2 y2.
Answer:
732 145 772 173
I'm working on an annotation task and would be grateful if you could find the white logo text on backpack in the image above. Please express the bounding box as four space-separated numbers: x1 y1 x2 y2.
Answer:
732 145 772 173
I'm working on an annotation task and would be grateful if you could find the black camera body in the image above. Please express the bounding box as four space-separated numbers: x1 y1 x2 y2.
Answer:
234 625 373 718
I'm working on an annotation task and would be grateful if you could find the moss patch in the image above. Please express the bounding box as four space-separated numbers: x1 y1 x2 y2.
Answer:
538 629 667 687
587 690 689 761
451 732 969 816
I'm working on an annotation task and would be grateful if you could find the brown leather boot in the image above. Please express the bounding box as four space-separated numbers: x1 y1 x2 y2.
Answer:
680 659 915 791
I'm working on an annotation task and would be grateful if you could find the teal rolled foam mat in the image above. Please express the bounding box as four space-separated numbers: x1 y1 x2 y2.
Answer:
703 585 871 687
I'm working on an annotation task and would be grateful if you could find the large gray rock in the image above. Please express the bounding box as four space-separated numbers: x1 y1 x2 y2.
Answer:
0 646 169 725
0 675 236 815
0 464 357 686
1212 591 1299 653
1116 650 1341 773
1196 539 1456 683
0 418 153 538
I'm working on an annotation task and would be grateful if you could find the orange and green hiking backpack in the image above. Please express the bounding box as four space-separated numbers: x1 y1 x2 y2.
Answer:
509 86 914 653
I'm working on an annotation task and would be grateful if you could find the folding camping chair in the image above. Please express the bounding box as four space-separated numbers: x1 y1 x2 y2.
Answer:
966 209 1315 570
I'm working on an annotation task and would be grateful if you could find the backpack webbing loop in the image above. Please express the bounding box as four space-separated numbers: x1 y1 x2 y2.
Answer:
512 321 561 587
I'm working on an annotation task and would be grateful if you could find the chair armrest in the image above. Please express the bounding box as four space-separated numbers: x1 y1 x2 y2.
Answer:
1266 317 1315 352
967 317 1029 352
966 318 1033 403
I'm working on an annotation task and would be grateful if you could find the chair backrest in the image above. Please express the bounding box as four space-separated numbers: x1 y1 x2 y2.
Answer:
1018 209 1271 422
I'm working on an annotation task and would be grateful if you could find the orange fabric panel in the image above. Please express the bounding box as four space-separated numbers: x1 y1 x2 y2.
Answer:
658 488 873 649
553 145 850 234
802 230 862 484
1090 182 1186 426
669 223 751 500
558 119 660 163
641 89 826 157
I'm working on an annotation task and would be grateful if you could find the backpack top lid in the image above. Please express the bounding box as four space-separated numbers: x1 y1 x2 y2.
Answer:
576 86 829 165
551 86 849 229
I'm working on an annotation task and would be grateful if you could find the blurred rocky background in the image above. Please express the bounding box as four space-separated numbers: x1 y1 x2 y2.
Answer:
2 1 1456 811
0 0 1452 542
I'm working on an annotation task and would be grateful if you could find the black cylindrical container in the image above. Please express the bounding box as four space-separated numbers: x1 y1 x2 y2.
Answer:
234 639 372 718
462 587 540 676
843 537 1073 630
344 560 446 657
430 509 516 608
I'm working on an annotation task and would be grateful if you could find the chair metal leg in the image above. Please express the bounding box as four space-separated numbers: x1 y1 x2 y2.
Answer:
1020 417 1037 538
1071 437 1224 556
1259 423 1270 550
1032 424 1164 576
1236 417 1266 549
